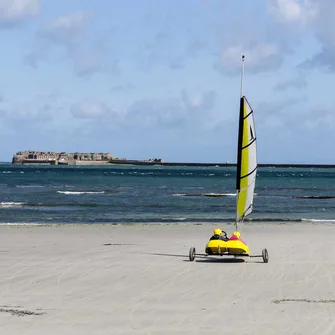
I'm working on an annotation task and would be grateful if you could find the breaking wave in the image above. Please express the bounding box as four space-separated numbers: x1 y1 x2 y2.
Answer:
57 191 106 195
0 202 26 208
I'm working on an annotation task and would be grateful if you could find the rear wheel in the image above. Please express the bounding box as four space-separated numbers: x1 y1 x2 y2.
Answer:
262 248 269 263
189 247 196 261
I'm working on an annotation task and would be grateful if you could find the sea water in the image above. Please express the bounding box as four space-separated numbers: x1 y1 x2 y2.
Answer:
1 164 335 224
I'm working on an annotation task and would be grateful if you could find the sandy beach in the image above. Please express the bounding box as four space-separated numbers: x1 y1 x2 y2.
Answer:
0 223 335 335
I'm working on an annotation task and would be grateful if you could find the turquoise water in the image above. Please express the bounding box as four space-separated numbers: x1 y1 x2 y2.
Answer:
1 164 335 224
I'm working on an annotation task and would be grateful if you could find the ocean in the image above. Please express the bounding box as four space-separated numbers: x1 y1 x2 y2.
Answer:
1 163 335 225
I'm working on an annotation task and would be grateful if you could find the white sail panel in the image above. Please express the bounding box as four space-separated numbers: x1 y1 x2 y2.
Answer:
236 96 257 222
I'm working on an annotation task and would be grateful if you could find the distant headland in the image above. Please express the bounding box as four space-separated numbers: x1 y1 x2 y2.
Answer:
10 150 335 168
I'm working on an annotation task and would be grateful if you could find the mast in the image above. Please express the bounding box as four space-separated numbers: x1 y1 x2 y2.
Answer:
240 55 245 98
235 55 245 230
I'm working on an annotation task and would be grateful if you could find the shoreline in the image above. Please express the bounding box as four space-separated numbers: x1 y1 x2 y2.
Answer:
1 220 335 227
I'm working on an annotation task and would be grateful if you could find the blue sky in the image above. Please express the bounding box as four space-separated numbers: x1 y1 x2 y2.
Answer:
0 0 334 163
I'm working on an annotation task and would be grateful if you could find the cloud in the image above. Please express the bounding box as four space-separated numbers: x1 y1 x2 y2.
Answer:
214 1 319 75
302 107 335 131
268 0 317 25
136 30 186 71
254 96 335 162
26 11 116 76
125 98 186 128
215 43 282 74
61 89 217 161
0 0 39 26
24 42 49 68
255 96 304 128
41 11 89 46
69 88 220 161
1 94 55 133
72 50 106 77
213 11 290 75
186 39 208 57
124 88 217 129
254 96 335 164
299 0 335 70
101 88 220 161
70 101 114 119
300 47 335 70
274 75 307 90
181 89 216 110
25 11 89 68
111 84 135 92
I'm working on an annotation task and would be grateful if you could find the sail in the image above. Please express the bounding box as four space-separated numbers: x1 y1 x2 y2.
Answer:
236 96 257 223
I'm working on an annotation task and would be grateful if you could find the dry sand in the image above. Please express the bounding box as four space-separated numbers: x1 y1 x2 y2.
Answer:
0 223 335 335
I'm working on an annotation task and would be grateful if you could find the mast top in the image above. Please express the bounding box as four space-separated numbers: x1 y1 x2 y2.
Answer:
240 55 245 98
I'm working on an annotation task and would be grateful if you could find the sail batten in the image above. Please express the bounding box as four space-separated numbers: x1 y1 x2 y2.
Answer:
236 95 257 224
240 166 257 179
242 138 256 150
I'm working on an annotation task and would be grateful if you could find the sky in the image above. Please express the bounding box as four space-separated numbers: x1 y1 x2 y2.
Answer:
0 0 334 164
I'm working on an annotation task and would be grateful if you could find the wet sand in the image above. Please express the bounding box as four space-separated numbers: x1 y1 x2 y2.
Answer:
0 223 335 334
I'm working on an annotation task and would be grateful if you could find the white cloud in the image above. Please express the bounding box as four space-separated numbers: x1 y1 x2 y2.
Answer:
26 11 114 77
274 75 307 90
0 0 39 24
215 43 282 74
26 11 89 67
42 11 89 45
255 96 304 128
268 0 317 25
136 29 186 71
302 107 335 130
125 89 217 129
73 51 105 77
125 98 186 128
298 0 335 71
181 88 216 110
70 101 112 119
1 94 57 134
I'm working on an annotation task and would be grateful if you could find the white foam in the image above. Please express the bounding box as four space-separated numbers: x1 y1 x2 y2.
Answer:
302 218 335 223
57 191 105 195
0 202 26 208
0 222 41 226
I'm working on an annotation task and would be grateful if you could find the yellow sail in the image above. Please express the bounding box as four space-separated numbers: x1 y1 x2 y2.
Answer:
236 96 257 224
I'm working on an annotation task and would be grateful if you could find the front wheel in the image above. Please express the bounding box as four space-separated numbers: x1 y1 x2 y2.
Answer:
189 247 196 261
262 248 269 263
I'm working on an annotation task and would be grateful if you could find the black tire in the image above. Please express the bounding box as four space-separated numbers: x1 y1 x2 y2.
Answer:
189 247 196 261
262 248 269 263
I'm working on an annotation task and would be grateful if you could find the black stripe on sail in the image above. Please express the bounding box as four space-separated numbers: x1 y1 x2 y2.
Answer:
242 137 256 150
243 109 253 119
241 165 258 179
236 97 244 190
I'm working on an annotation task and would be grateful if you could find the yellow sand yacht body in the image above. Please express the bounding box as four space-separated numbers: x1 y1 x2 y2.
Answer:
205 232 250 256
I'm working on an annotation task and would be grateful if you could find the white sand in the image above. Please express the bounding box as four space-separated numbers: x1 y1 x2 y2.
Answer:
0 223 335 335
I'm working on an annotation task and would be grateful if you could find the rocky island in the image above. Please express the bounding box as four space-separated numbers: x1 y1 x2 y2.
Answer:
11 151 163 166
